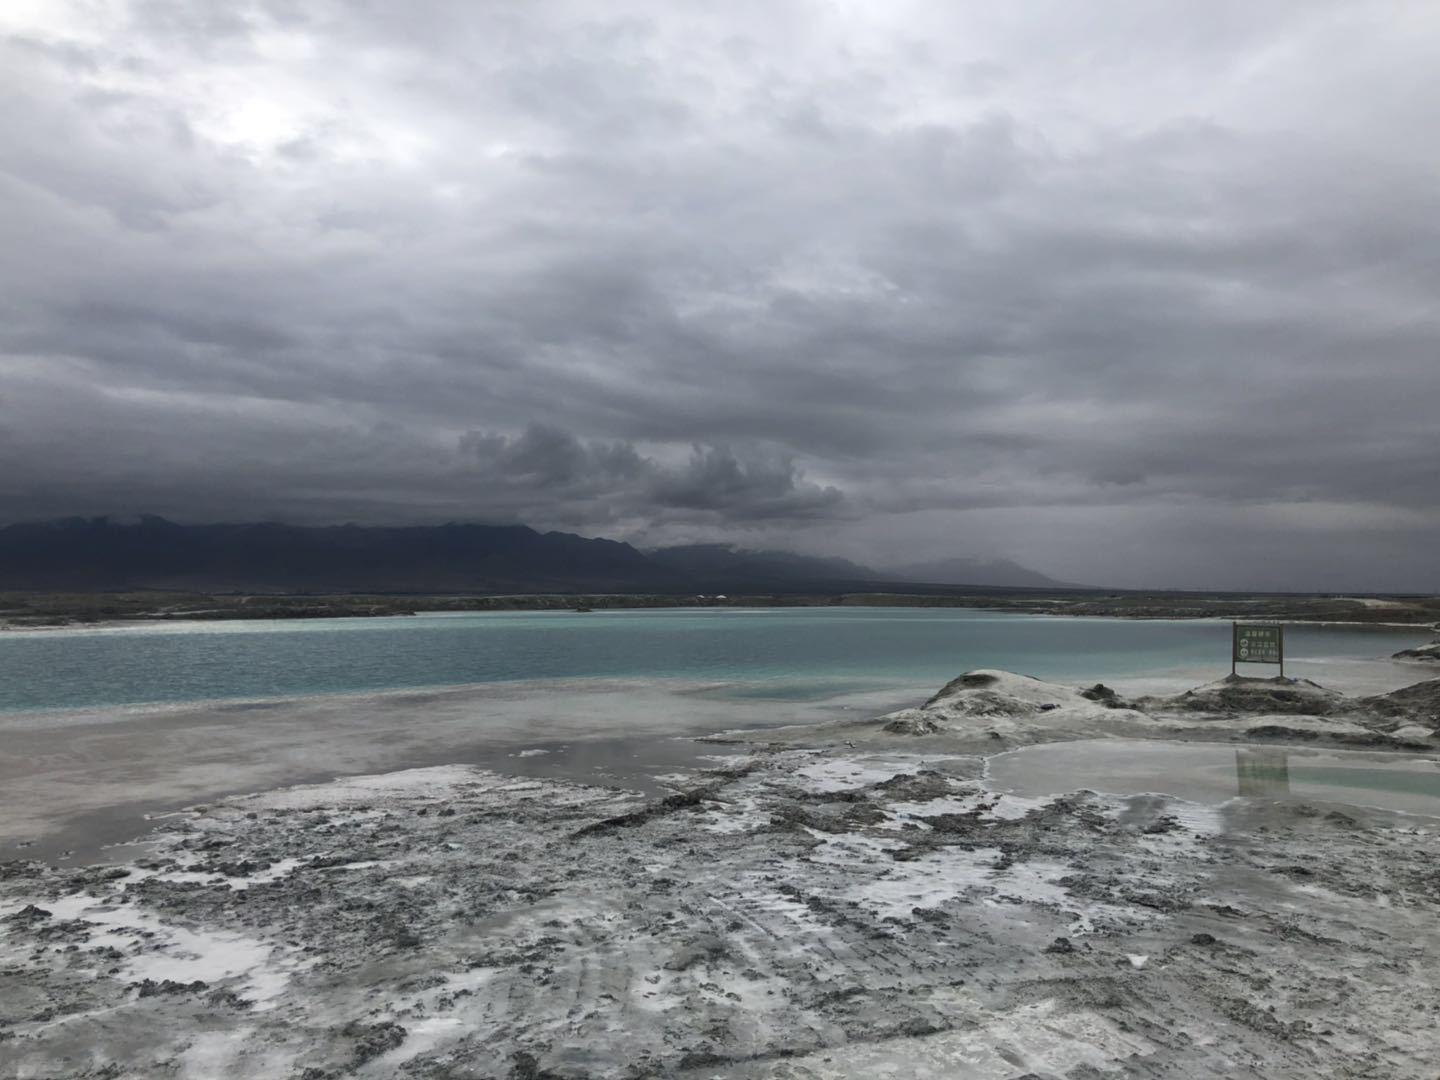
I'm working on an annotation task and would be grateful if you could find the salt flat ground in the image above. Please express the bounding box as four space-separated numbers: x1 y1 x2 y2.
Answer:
0 678 919 861
0 648 1428 862
3 676 1438 1077
4 663 1439 1076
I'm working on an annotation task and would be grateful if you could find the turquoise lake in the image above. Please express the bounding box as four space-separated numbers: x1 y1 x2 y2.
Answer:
0 608 1426 713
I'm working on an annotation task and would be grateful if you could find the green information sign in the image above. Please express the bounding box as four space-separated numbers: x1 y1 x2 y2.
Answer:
1232 623 1284 675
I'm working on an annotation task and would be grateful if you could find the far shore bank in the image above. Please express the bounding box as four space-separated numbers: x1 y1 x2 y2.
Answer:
4 587 1439 630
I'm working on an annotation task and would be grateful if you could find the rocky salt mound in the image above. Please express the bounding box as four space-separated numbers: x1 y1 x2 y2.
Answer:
1358 679 1440 742
876 669 1139 741
1393 639 1440 663
848 669 1439 751
1162 673 1344 716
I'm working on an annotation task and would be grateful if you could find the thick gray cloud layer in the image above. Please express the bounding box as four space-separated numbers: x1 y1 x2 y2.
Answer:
1 1 1438 589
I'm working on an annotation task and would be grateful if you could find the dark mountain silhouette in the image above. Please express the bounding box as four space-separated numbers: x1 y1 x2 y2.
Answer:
646 544 882 588
0 517 664 593
0 518 1069 594
886 555 1070 589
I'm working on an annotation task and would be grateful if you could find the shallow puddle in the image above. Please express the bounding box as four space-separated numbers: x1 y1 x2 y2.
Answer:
986 739 1440 817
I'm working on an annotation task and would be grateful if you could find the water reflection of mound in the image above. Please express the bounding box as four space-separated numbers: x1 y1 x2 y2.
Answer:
1235 748 1291 796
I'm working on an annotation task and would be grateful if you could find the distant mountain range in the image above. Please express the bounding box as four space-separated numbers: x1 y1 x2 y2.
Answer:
885 556 1070 589
0 517 1069 593
645 544 883 586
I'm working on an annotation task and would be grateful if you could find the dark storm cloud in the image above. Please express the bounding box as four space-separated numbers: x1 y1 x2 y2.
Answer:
1 1 1438 588
458 424 844 524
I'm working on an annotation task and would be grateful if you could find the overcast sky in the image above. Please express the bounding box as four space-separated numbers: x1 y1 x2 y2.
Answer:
2 1 1438 590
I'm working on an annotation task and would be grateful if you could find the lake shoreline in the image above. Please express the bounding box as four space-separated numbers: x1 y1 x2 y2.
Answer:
4 588 1439 629
0 606 1431 715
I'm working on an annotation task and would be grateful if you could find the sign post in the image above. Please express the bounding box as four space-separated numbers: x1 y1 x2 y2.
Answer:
1232 622 1284 678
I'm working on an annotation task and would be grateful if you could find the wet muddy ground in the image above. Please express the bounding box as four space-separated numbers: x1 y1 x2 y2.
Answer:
4 753 1438 1077
3 671 1438 1078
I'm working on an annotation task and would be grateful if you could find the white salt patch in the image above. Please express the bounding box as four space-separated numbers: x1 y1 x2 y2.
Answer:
1136 800 1226 858
701 813 757 835
744 886 831 931
323 859 391 872
1282 881 1367 911
120 867 218 888
443 967 499 993
20 1002 130 1036
806 831 906 867
1164 801 1226 835
996 859 1170 934
986 861 1078 908
773 998 1156 1078
699 753 759 766
980 794 1051 821
240 857 307 886
789 756 919 793
845 847 1005 918
372 1016 466 1068
700 968 784 1013
833 842 1160 931
247 956 318 1007
652 771 694 784
492 779 550 793
700 795 768 834
4 893 302 1009
239 765 497 811
128 856 308 892
633 980 686 1015
886 796 984 820
179 1028 255 1079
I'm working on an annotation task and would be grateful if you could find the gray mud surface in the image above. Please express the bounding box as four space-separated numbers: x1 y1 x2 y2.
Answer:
4 746 1439 1077
4 669 1439 1078
0 678 920 862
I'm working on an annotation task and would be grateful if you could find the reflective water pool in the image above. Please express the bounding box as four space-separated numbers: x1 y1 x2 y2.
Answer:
986 739 1440 817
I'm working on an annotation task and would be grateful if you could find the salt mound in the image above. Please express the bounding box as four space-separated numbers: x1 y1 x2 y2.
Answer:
881 714 944 736
1393 640 1440 663
1362 679 1440 726
877 670 1123 737
1166 675 1342 716
924 669 1093 714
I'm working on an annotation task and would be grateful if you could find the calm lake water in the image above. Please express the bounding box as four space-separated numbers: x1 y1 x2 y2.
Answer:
0 608 1426 713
